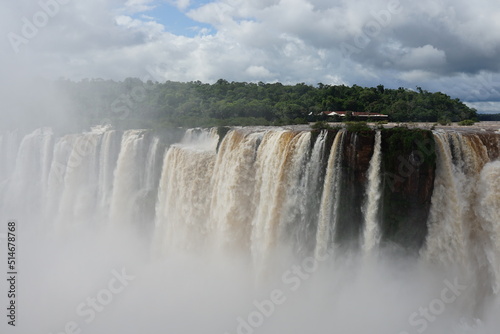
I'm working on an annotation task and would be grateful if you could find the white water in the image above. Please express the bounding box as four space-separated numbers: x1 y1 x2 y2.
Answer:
423 132 472 267
209 130 263 252
110 130 150 227
362 130 382 253
1 126 500 334
288 130 328 255
98 129 119 213
423 132 494 271
154 129 219 254
315 130 345 258
2 128 53 220
250 130 314 269
475 161 500 294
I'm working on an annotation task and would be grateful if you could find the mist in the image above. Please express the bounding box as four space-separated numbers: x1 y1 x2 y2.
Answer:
0 75 77 132
1 1 500 333
1 124 500 334
2 220 496 334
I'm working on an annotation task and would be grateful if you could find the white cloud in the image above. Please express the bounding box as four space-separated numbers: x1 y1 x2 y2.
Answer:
245 65 273 78
115 15 165 39
169 0 191 11
464 101 500 114
399 70 439 83
1 0 500 103
398 45 446 70
187 1 237 28
123 0 157 13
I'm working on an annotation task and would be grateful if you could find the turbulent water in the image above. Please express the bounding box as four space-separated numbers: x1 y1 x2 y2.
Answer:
1 125 500 333
362 130 382 253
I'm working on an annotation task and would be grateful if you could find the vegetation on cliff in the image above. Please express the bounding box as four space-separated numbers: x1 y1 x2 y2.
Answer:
56 78 477 129
379 127 436 249
478 113 500 121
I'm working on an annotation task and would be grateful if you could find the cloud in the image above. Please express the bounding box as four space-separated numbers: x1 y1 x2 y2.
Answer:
123 0 158 13
169 0 191 11
1 0 500 106
398 70 439 83
464 101 500 114
245 65 273 79
397 45 446 70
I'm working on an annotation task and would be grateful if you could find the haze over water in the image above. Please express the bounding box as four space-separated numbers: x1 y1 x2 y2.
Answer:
1 124 500 333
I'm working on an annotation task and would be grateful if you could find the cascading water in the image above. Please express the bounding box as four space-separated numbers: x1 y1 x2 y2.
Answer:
2 128 53 220
1 124 500 334
2 125 499 266
315 130 345 258
362 130 382 253
250 130 312 268
97 129 120 214
475 161 500 293
423 131 473 267
209 130 263 252
55 127 105 229
421 130 500 314
154 128 219 253
109 129 160 228
283 130 328 255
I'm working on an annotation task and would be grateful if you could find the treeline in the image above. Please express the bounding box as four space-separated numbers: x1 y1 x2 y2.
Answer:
478 113 500 121
55 78 477 129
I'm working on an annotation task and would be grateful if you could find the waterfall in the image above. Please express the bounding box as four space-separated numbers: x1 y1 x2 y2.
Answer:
109 129 162 229
209 130 263 252
315 130 345 258
417 130 500 314
423 132 468 266
55 126 107 229
475 161 500 293
2 124 500 334
423 131 490 267
2 128 53 221
362 130 382 253
1 125 499 275
144 136 161 191
285 130 328 255
249 130 313 268
154 128 219 253
153 127 329 265
97 129 119 213
276 132 313 248
45 134 78 225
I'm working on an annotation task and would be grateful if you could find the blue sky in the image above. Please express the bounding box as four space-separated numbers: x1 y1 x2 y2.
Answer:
135 0 214 37
1 0 500 113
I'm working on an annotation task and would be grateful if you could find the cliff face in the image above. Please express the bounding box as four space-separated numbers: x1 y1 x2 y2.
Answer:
477 132 500 161
380 128 436 249
312 127 437 251
336 131 375 247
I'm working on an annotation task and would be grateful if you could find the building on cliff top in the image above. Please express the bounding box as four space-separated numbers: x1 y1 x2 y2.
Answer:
323 111 388 118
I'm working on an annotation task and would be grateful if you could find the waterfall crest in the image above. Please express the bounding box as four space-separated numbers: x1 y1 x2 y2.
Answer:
315 130 345 258
2 125 500 333
362 130 382 253
1 126 499 278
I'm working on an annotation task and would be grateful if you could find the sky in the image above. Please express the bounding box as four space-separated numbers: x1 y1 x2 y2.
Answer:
1 0 500 113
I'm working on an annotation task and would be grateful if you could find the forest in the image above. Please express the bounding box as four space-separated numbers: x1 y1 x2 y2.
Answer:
56 78 478 129
478 113 500 121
